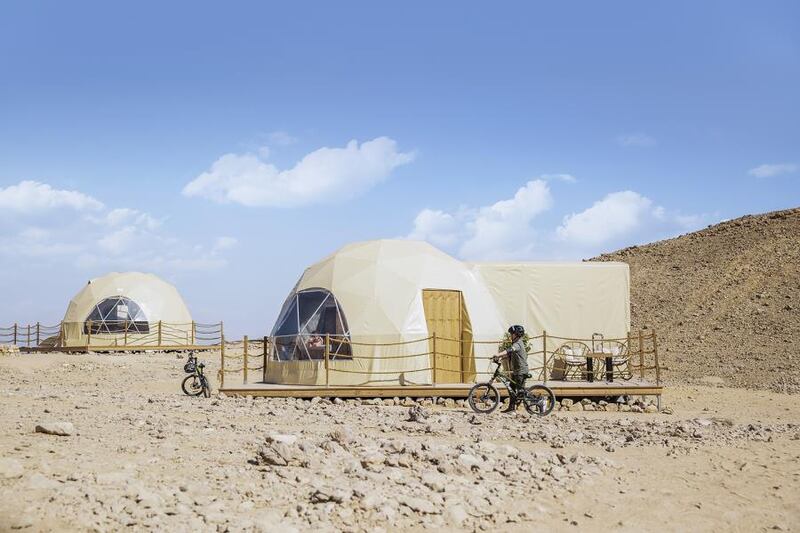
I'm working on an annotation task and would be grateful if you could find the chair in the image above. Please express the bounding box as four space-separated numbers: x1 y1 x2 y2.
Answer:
554 341 591 380
605 341 632 380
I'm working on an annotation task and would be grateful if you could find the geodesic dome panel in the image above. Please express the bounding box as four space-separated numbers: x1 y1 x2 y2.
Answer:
84 296 150 334
271 288 351 361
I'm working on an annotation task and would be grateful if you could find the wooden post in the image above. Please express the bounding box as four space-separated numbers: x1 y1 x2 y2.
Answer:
638 330 645 380
124 322 128 346
653 332 660 385
13 323 17 345
263 336 268 383
157 320 162 346
191 321 196 346
432 333 438 385
36 322 40 346
542 330 548 382
243 335 249 385
87 320 92 347
219 332 226 390
59 322 65 347
27 324 31 348
324 334 330 387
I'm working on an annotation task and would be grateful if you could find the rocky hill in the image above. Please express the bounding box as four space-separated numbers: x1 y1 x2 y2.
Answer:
593 207 800 393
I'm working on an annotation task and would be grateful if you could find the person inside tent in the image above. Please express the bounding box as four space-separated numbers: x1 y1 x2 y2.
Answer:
493 325 530 413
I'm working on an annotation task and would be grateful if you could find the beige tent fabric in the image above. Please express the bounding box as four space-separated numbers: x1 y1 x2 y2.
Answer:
61 272 193 347
265 240 631 387
471 262 630 367
266 240 504 386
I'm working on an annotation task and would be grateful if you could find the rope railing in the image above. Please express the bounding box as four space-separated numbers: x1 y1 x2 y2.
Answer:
0 320 224 350
216 330 661 389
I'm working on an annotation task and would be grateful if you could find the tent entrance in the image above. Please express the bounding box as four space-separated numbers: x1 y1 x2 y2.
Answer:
422 289 475 384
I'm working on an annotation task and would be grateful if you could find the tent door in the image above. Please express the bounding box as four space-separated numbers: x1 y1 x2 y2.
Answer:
422 289 473 384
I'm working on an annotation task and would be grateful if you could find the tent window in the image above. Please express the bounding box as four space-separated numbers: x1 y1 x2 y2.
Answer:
84 296 150 334
271 288 352 361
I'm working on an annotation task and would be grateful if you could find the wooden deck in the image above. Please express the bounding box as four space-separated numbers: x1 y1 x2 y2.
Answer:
220 380 662 399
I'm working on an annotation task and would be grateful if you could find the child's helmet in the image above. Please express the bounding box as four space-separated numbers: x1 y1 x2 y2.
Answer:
508 325 525 336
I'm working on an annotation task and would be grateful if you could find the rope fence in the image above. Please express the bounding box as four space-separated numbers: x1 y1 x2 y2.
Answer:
217 330 662 390
1 321 661 390
0 320 224 350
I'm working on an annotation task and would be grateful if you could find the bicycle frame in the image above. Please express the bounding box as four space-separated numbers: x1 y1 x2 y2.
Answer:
486 362 523 398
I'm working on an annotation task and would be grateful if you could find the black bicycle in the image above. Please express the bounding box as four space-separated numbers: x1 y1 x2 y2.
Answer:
468 359 555 416
181 352 211 398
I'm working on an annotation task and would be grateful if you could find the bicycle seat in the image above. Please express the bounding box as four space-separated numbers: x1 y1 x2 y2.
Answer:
198 362 205 368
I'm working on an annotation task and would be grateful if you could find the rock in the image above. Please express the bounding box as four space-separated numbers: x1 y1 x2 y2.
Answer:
310 488 350 504
445 503 469 525
28 472 60 490
421 471 447 492
561 399 574 408
549 465 567 481
630 405 643 413
568 403 584 412
330 427 355 445
644 404 658 413
360 493 385 510
136 489 164 509
35 421 74 436
620 404 631 412
457 454 482 470
0 458 24 479
662 407 674 415
360 451 386 468
408 405 429 422
267 433 298 445
584 403 597 412
398 495 437 514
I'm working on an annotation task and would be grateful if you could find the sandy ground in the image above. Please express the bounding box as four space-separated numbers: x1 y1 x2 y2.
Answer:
0 351 798 532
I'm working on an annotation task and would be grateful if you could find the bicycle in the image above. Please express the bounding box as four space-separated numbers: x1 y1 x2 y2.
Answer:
467 359 555 416
181 352 211 398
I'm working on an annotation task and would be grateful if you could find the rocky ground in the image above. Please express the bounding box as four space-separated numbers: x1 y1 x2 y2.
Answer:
1 351 799 532
593 207 800 394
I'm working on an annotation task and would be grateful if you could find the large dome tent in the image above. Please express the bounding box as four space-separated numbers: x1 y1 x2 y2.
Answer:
61 272 193 348
265 240 631 387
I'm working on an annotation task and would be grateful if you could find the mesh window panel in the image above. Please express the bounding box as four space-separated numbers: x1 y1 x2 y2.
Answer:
84 296 150 334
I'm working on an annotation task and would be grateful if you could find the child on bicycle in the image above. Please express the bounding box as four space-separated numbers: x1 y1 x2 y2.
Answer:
493 325 530 413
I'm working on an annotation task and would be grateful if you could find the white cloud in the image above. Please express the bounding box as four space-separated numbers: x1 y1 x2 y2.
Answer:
616 133 656 147
460 180 552 259
104 208 162 230
183 137 415 207
556 191 653 245
748 163 797 178
0 180 104 212
268 131 298 146
407 209 464 248
0 180 234 273
407 179 553 260
541 173 577 183
213 236 238 251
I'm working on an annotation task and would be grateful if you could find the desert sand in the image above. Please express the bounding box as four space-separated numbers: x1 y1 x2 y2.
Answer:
0 351 798 532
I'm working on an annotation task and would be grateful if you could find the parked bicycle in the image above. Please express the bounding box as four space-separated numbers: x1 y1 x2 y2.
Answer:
468 359 555 415
181 352 211 398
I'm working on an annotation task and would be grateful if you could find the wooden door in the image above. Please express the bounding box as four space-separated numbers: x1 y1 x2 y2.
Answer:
422 289 473 384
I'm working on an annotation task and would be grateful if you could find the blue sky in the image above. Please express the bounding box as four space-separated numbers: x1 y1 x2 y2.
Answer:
1 1 798 336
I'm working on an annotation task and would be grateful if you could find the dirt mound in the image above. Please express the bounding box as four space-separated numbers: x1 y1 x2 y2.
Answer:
593 207 800 393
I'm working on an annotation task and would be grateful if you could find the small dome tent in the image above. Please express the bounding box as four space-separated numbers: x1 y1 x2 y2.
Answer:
61 272 193 348
266 239 631 387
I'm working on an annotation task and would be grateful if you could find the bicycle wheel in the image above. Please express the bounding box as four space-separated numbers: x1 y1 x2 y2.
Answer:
201 376 211 398
182 375 204 396
467 383 500 414
522 384 556 416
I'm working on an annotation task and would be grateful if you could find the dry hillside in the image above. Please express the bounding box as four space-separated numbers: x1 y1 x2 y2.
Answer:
593 207 800 393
